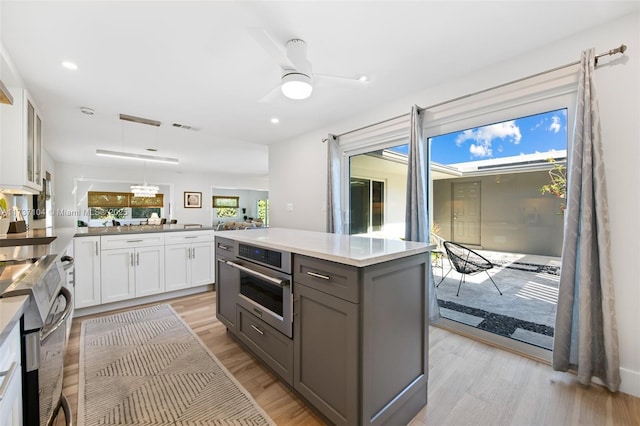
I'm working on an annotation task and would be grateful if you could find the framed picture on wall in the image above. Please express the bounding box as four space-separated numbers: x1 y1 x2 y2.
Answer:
212 196 239 208
184 192 202 208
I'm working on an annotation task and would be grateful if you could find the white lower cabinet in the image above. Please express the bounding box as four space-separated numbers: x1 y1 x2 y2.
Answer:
0 322 22 426
74 236 101 308
74 231 214 309
165 231 214 291
100 234 165 304
101 246 165 303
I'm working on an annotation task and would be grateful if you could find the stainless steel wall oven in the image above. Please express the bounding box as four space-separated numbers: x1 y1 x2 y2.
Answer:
218 241 293 338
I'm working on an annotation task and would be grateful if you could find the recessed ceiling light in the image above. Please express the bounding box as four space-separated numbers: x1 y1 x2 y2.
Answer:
358 74 369 82
61 61 78 70
270 117 280 124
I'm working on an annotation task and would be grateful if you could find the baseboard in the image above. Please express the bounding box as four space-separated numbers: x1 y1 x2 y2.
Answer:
619 367 640 398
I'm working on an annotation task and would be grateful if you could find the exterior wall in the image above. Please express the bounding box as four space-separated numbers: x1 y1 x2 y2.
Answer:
433 170 565 256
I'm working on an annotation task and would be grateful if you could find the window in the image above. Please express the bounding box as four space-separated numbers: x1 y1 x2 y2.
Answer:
88 191 164 223
131 207 161 219
349 177 384 235
337 64 577 359
216 208 238 218
257 199 269 225
428 102 573 357
348 146 407 239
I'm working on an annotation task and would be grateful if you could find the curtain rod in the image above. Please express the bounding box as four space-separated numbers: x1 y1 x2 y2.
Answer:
334 44 627 139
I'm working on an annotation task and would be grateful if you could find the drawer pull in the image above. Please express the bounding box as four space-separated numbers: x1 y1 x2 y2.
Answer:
307 271 330 280
126 239 143 243
185 236 198 239
0 362 18 402
218 244 231 251
250 324 264 335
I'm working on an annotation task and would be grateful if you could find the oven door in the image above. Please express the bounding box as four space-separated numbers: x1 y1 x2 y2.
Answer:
227 259 293 338
38 286 73 426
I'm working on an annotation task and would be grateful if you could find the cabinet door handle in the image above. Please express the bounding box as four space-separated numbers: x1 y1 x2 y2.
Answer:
191 247 195 260
136 252 140 266
130 253 134 267
250 324 264 335
307 271 330 280
95 241 99 256
0 362 18 402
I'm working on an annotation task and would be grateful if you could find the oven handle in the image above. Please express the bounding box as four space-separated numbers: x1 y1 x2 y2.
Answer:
40 286 73 344
61 255 74 271
222 259 288 288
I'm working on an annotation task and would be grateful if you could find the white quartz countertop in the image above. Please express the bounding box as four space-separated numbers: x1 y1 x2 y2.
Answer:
216 228 434 267
0 295 28 346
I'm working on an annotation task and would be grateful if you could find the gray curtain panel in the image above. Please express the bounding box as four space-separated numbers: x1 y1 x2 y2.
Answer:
552 48 620 392
326 134 344 234
405 105 440 322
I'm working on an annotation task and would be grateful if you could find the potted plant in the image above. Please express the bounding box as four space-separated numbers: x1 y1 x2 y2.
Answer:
540 159 567 214
0 198 10 236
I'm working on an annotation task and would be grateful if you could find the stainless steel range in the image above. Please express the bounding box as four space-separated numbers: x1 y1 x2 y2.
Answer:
1 253 74 426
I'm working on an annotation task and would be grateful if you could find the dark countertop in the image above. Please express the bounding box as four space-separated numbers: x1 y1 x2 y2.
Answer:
0 227 58 247
0 224 213 260
0 227 76 261
74 223 214 237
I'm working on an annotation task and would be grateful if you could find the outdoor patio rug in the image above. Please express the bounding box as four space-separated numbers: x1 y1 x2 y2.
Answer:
438 299 555 350
78 304 275 425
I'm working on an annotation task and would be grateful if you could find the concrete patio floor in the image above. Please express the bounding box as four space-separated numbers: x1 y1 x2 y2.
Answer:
433 250 561 350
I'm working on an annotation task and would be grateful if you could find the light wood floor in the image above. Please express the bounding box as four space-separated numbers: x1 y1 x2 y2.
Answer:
57 291 640 426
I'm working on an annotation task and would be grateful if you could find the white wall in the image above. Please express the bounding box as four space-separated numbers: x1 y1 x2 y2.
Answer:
269 13 640 397
53 161 267 228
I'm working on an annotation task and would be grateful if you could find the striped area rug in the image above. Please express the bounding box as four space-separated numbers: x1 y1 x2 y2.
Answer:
77 304 275 425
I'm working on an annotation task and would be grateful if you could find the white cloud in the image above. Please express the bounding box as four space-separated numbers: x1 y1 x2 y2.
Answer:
470 142 492 157
548 115 561 133
455 121 521 158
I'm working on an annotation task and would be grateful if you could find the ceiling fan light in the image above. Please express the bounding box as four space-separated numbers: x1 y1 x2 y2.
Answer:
281 73 313 100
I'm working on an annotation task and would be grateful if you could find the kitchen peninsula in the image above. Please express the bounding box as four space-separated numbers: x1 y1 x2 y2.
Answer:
73 224 216 315
215 228 433 426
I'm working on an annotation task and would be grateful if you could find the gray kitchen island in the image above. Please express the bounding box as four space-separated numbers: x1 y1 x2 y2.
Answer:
214 228 433 426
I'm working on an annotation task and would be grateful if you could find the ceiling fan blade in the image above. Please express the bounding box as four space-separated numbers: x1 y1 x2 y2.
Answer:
258 84 283 103
315 73 369 87
247 27 295 70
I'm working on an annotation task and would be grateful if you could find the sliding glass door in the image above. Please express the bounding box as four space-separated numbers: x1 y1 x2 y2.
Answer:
350 177 384 235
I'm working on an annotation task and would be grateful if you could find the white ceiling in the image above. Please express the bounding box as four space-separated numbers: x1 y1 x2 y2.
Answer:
1 1 637 177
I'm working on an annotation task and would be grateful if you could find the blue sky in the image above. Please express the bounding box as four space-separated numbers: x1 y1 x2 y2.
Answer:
391 109 568 165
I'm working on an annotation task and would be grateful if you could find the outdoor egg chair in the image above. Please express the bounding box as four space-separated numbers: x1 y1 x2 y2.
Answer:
437 241 503 296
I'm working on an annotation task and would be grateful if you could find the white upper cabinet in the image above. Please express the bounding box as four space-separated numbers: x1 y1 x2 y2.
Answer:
0 88 43 194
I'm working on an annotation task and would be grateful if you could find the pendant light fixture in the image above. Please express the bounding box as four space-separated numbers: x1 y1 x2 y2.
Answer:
131 161 159 198
96 114 179 165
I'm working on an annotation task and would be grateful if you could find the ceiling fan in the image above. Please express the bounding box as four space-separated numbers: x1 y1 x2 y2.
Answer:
248 28 368 102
